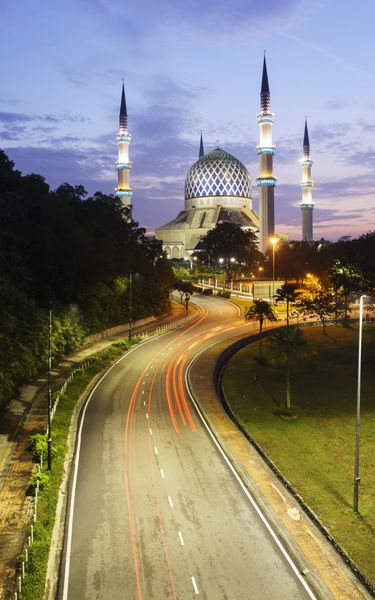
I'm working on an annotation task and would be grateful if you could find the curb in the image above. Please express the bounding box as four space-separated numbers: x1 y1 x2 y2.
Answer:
214 333 375 599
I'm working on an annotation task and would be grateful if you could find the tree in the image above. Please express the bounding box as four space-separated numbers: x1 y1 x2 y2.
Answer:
174 279 195 304
274 284 301 327
328 260 363 319
267 326 309 410
297 291 336 334
194 222 261 281
244 300 278 358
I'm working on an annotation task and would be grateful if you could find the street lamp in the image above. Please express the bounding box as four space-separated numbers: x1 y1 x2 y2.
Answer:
128 273 133 340
354 294 366 513
270 237 278 303
47 303 52 470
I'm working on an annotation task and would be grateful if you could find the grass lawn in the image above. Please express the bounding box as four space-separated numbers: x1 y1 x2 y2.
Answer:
223 324 375 585
228 296 286 318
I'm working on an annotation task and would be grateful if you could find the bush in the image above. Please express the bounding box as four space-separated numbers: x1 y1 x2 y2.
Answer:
217 290 231 298
27 471 50 495
202 288 213 295
28 433 57 462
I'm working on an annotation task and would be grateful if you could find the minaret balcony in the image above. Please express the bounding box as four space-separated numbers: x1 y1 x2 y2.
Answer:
256 176 277 187
300 202 315 209
301 159 313 167
257 146 275 155
300 181 313 188
115 161 132 169
116 133 131 142
257 112 274 124
115 188 133 197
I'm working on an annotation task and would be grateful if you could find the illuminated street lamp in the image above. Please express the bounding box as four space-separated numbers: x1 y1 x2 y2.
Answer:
128 273 133 340
270 237 278 303
47 303 52 470
354 294 367 513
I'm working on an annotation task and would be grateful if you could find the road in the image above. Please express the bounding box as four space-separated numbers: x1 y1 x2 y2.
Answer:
58 296 317 600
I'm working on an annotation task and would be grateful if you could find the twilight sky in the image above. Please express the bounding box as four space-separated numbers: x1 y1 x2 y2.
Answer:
1 0 375 241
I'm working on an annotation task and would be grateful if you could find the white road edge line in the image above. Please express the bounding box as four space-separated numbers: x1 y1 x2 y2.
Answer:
168 495 174 508
61 342 148 600
185 342 318 600
191 575 199 595
60 308 204 599
178 531 185 546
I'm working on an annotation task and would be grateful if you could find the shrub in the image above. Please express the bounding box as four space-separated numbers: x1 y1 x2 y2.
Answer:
202 288 213 295
217 290 231 298
28 433 57 462
27 471 50 495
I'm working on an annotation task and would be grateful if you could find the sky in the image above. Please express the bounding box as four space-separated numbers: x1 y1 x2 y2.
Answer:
1 0 375 241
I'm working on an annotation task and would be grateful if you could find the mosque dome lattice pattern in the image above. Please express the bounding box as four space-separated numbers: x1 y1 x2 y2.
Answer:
184 148 251 200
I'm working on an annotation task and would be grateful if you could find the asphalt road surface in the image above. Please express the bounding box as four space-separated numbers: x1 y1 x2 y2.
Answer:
58 296 317 600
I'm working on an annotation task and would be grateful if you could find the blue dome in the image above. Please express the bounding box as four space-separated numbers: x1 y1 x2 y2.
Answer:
185 148 251 201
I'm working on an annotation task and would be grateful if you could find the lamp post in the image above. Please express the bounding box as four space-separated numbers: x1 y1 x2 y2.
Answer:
47 303 52 470
270 237 278 303
128 273 133 340
354 294 366 513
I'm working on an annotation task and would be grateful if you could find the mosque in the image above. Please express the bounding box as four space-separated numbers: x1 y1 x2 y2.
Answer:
114 57 315 256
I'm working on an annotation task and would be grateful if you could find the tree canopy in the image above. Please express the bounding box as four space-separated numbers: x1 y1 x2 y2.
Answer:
0 149 173 404
193 222 261 279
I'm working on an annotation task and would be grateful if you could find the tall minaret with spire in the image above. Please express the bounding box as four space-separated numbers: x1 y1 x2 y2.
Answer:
115 82 133 210
199 132 204 159
257 55 277 253
300 119 314 241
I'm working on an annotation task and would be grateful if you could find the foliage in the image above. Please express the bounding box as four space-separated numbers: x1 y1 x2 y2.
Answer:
267 326 310 410
193 222 261 280
216 290 231 298
174 279 195 303
0 150 174 405
27 471 50 495
28 434 57 461
274 284 301 327
20 337 141 599
244 300 278 357
297 290 337 333
328 259 363 318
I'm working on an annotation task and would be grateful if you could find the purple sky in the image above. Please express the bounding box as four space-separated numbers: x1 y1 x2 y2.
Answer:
1 0 375 241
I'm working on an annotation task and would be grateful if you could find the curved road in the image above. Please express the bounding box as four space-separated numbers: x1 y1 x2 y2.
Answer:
58 296 317 600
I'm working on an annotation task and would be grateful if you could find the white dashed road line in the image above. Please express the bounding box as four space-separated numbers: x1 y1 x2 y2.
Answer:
191 576 199 595
160 468 165 479
154 446 158 456
168 496 174 508
178 531 185 546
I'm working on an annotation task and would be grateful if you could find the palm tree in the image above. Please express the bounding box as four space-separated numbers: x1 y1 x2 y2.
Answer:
274 284 301 327
245 300 277 358
267 326 309 411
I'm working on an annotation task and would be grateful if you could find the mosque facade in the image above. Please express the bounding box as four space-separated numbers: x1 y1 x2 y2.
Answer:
116 57 315 254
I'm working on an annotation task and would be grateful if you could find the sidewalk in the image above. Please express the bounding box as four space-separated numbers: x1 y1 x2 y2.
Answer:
0 302 187 600
188 332 373 600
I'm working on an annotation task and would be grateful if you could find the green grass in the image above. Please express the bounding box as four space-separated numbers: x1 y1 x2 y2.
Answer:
19 338 140 599
223 324 375 585
228 297 286 317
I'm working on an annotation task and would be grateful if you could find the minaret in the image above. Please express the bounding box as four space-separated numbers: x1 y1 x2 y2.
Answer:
300 119 314 241
257 55 277 253
115 82 133 209
199 132 204 158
